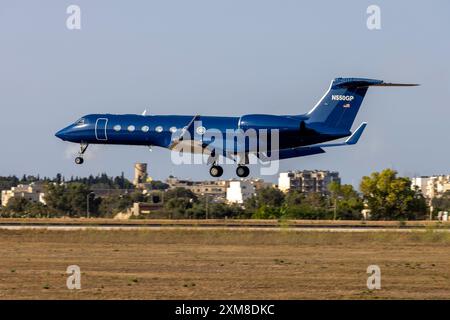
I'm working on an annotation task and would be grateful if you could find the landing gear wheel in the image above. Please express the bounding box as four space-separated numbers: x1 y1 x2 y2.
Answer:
209 165 223 177
236 165 249 178
75 143 88 165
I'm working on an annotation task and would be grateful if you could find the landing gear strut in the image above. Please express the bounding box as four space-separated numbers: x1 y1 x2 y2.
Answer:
236 165 250 178
75 143 89 165
209 165 223 178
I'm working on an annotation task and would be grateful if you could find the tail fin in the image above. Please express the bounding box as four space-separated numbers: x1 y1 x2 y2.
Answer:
306 77 418 132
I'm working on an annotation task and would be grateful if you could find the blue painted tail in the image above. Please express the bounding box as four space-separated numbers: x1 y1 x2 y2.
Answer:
306 78 382 132
306 77 418 132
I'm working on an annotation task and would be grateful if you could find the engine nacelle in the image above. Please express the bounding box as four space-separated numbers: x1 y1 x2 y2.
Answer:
238 114 301 132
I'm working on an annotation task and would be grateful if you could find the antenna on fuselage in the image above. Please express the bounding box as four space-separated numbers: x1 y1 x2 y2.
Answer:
142 109 147 116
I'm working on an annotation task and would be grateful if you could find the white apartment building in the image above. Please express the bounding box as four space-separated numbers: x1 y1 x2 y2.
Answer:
411 176 429 194
278 170 340 194
226 180 256 204
411 175 450 198
1 183 46 206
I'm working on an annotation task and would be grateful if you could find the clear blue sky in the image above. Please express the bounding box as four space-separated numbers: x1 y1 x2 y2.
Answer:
1 0 449 187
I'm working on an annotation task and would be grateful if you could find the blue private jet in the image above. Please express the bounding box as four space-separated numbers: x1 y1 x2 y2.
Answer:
55 77 417 177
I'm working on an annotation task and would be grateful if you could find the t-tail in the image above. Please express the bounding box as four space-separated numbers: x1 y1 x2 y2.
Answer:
306 77 418 133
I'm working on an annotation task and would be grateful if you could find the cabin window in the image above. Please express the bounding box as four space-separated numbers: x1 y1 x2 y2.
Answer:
169 126 177 133
155 126 163 133
113 125 121 132
142 126 149 132
128 125 135 132
196 126 206 135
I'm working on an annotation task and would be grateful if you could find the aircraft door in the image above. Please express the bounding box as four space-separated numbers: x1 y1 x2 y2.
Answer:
95 118 108 141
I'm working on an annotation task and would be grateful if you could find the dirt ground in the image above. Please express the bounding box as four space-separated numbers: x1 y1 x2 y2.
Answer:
0 229 449 299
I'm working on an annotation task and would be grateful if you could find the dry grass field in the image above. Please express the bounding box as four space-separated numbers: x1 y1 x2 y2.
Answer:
0 228 449 299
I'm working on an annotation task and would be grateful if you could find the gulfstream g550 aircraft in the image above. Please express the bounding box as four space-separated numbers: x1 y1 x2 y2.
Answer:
55 77 417 177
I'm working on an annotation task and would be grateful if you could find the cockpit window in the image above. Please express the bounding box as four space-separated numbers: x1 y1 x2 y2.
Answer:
75 118 85 126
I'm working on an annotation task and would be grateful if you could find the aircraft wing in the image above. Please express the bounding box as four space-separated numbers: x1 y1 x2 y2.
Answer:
257 146 325 162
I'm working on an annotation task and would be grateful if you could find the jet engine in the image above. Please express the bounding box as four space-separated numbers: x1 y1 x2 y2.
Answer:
238 114 302 132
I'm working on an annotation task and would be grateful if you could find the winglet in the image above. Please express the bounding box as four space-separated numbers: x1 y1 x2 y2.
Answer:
345 122 367 145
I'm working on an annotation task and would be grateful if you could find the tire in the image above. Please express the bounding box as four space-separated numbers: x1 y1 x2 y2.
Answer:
236 166 249 177
75 157 84 165
209 165 223 177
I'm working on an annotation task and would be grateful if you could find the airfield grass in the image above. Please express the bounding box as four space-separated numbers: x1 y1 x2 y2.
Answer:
0 228 449 299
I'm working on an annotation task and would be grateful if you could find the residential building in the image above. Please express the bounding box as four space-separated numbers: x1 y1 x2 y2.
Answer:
1 183 46 206
411 176 430 194
166 177 229 200
278 170 340 194
166 177 271 203
412 175 450 198
226 180 256 204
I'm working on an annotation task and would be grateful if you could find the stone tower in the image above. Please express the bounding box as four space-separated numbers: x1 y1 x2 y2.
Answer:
133 163 148 186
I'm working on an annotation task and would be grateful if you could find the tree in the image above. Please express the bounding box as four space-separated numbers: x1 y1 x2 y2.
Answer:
148 180 169 190
284 190 304 207
328 181 363 220
282 203 329 220
165 187 197 202
281 190 331 219
252 205 283 219
45 183 96 217
97 192 144 217
162 188 197 218
191 201 245 219
25 202 49 218
44 183 70 216
432 190 450 214
243 187 285 219
360 169 428 220
0 175 19 191
165 197 194 217
2 198 49 218
66 183 92 216
245 187 284 209
5 197 30 216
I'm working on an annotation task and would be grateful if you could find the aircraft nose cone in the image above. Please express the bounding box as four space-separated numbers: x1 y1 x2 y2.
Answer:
55 129 67 140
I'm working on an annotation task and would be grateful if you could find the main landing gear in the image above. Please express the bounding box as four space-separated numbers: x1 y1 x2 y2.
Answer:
75 143 89 165
209 165 223 178
208 152 250 177
236 165 250 178
208 164 250 178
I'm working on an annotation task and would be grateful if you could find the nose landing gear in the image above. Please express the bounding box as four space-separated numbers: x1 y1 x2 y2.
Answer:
75 143 89 165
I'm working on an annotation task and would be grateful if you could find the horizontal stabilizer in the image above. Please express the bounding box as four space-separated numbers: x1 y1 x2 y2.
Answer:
333 78 419 88
345 122 367 145
371 83 420 87
310 122 367 148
